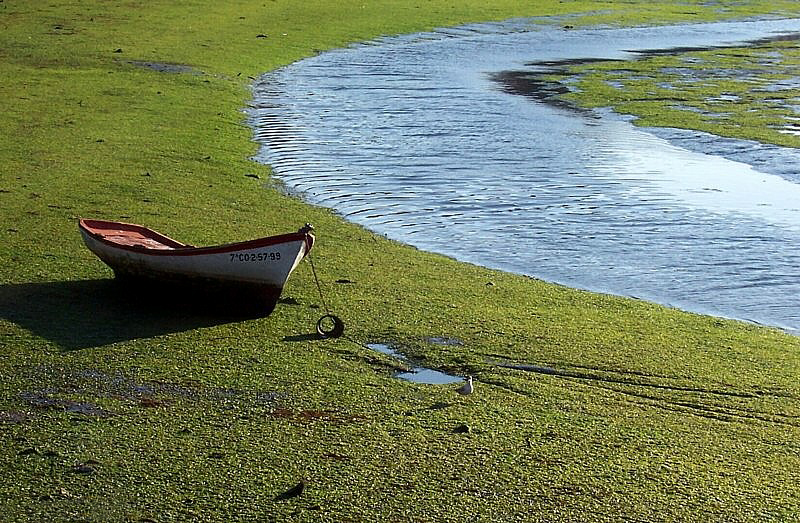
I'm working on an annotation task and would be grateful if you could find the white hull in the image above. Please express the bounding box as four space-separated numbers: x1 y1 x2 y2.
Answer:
79 219 315 314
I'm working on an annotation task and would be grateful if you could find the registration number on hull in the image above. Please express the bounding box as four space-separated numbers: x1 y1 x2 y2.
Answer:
229 252 281 263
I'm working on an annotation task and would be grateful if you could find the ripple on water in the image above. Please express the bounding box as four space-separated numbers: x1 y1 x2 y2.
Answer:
249 18 800 332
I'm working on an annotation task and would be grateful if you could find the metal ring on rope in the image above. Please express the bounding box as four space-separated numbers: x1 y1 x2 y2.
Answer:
316 314 345 339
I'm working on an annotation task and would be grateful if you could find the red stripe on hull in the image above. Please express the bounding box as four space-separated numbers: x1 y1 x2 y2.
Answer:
79 219 314 257
78 219 314 316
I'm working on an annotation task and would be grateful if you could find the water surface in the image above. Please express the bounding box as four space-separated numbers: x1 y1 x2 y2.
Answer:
250 18 800 332
367 343 463 384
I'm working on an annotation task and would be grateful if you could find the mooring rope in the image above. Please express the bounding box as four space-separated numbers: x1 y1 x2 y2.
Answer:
306 249 345 338
307 251 329 313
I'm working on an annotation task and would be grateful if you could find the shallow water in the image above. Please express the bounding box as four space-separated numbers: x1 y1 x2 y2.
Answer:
250 18 800 332
366 343 463 384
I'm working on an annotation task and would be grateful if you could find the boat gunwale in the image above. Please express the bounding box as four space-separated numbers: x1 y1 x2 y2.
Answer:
78 219 314 258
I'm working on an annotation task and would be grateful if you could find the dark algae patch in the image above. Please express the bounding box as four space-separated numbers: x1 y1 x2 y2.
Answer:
2 0 800 522
556 32 800 147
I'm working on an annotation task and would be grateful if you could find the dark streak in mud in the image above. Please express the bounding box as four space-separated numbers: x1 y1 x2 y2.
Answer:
491 31 800 114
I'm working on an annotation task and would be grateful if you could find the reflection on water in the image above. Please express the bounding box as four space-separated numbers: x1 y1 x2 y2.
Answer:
249 18 800 332
367 343 463 384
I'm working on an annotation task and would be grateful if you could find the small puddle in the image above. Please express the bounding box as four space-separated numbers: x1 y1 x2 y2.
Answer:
366 343 463 385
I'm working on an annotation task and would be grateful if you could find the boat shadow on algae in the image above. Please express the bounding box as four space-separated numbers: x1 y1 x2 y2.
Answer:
0 278 272 351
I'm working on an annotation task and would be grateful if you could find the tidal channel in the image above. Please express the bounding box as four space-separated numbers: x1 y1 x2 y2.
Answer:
250 18 800 332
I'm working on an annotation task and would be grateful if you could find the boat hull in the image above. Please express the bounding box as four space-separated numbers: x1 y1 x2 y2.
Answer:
79 219 314 315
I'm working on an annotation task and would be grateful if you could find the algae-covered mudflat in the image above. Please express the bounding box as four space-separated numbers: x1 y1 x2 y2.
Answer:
2 1 800 521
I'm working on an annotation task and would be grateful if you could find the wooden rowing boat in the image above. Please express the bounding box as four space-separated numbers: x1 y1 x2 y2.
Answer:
78 219 315 314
